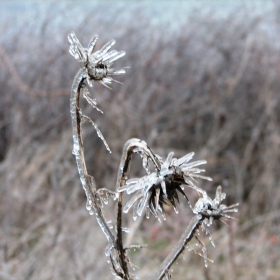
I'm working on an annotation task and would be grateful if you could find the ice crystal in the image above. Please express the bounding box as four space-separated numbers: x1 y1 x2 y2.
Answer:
118 151 212 219
68 32 126 89
193 186 239 226
81 114 111 153
82 84 103 113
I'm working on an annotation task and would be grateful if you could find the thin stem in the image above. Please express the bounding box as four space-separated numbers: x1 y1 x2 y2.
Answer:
116 196 130 279
154 215 204 280
114 138 162 279
70 68 115 245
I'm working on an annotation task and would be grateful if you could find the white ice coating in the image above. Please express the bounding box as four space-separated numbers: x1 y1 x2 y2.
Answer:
137 191 151 216
181 160 207 170
123 191 142 213
108 68 126 75
101 50 118 61
201 223 215 248
68 32 87 63
119 148 212 220
107 51 126 64
82 85 103 113
81 114 111 153
94 40 116 59
69 32 127 89
173 152 194 166
72 143 80 156
70 68 115 247
193 197 213 214
202 246 208 268
87 35 98 56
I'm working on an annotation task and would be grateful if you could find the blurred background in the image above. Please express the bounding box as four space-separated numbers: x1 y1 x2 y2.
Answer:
0 1 280 279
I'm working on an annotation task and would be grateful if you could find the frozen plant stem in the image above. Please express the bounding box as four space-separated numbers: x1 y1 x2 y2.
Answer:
69 33 239 279
70 69 115 245
115 139 162 278
71 69 135 278
70 68 115 245
154 216 203 280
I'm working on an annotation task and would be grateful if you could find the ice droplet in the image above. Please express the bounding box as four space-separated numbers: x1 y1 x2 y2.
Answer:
86 200 91 211
105 244 112 257
107 220 113 229
146 207 150 219
122 227 130 233
133 214 137 221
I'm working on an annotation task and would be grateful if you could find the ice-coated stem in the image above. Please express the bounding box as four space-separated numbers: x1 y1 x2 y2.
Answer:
70 68 115 246
153 215 204 280
114 138 162 279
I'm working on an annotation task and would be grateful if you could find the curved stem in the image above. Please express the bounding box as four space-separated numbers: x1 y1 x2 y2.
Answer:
116 138 161 191
70 68 115 245
114 138 162 279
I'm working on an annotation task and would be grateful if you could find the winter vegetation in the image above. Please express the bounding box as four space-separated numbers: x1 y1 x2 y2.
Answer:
68 31 238 279
0 1 280 279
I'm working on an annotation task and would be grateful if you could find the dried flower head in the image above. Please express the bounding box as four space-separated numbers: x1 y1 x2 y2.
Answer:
68 32 126 89
192 185 239 230
118 152 212 220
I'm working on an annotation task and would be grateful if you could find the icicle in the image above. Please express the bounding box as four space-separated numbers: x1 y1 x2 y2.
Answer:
189 174 213 181
87 35 98 55
81 115 111 153
82 85 103 113
173 205 179 214
123 192 142 213
107 51 126 64
161 181 167 196
181 160 207 170
137 192 151 217
175 152 195 166
202 246 208 268
95 39 116 59
107 68 126 75
142 155 150 174
101 50 118 62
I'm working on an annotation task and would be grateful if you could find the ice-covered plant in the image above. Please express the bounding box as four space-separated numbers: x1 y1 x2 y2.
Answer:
69 33 238 280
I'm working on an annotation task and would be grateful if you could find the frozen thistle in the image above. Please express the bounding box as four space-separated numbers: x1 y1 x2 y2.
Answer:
118 151 212 220
193 185 239 226
68 32 126 89
69 33 239 280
